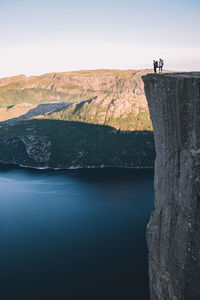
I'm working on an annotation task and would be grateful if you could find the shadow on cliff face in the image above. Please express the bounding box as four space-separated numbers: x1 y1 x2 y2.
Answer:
0 119 155 169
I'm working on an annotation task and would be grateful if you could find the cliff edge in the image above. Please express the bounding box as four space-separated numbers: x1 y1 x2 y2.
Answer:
142 73 200 300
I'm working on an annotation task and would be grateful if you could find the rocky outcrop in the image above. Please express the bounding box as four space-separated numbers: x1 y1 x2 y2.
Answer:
19 135 51 163
142 73 200 300
0 134 51 165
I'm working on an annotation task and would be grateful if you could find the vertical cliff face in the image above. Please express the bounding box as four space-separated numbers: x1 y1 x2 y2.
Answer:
142 73 200 300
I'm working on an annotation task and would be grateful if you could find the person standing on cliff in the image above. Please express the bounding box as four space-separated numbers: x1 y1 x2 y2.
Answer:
159 58 164 73
153 60 158 73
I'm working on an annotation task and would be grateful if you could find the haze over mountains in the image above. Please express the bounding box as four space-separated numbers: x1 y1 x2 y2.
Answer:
0 69 155 168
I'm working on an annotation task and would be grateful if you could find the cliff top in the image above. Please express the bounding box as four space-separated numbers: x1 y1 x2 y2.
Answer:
143 72 200 79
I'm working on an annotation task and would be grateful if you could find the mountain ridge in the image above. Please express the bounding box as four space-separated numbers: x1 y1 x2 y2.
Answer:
0 69 150 108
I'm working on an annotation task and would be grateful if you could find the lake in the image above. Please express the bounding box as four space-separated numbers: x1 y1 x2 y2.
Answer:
0 167 154 300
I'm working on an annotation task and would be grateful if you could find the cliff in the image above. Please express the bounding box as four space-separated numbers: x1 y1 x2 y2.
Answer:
142 73 200 299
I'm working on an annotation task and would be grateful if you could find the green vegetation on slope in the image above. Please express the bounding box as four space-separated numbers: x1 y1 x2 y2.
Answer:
0 69 150 108
0 69 155 169
45 94 153 131
0 88 90 107
0 119 155 168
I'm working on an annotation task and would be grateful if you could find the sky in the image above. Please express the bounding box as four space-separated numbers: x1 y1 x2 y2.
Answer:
0 0 200 77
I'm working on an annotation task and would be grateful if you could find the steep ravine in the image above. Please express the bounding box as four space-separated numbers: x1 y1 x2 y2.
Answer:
142 73 200 300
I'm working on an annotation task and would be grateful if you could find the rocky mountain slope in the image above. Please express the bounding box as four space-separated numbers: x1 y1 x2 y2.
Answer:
45 93 152 131
0 69 155 169
0 69 149 108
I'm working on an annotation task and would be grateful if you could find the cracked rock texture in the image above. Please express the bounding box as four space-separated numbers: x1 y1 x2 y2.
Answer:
20 135 51 162
142 73 200 300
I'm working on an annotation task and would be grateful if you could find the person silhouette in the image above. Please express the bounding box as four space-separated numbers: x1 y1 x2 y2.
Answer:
153 60 158 73
159 58 164 73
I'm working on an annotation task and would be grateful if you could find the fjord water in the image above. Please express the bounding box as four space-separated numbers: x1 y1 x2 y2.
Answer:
0 167 154 300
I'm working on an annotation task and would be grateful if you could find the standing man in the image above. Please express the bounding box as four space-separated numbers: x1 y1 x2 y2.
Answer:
159 58 164 73
153 60 158 73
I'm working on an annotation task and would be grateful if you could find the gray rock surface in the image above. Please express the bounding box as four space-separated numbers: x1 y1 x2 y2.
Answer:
142 73 200 300
19 135 51 163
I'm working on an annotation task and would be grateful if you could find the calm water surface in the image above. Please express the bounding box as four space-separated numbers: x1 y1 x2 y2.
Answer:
0 167 154 300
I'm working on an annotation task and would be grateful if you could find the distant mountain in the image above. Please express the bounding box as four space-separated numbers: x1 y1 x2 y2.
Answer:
0 69 150 107
0 69 155 169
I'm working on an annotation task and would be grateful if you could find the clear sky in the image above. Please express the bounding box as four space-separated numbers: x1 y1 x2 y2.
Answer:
0 0 200 77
